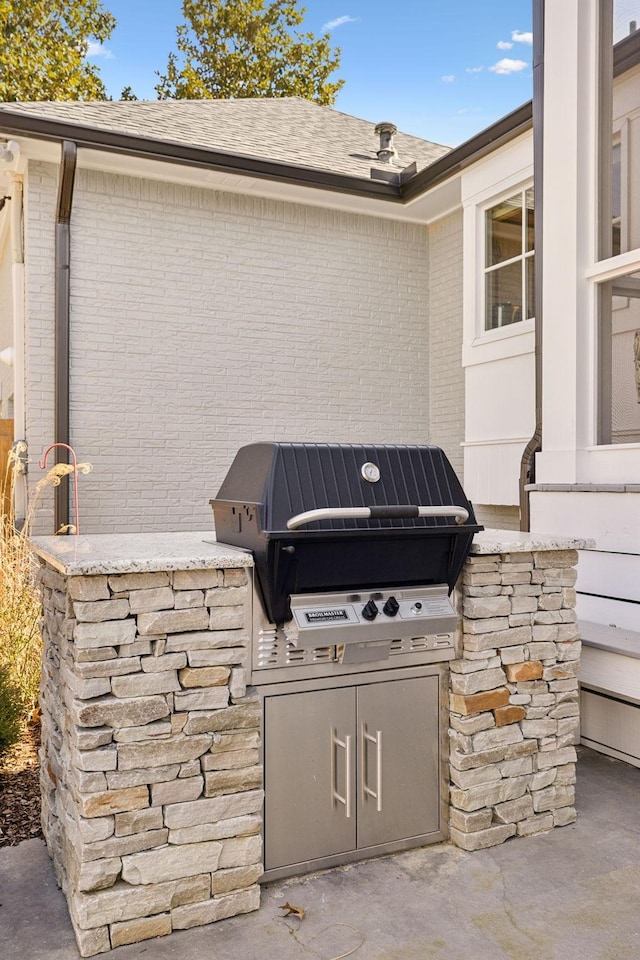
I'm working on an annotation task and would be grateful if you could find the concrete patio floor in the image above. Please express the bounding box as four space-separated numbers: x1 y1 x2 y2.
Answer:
1 746 639 960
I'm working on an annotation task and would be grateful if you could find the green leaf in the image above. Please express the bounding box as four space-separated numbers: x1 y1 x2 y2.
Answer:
155 0 344 104
0 0 117 101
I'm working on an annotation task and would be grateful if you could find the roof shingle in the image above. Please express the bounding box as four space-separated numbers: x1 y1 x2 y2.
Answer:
1 98 450 180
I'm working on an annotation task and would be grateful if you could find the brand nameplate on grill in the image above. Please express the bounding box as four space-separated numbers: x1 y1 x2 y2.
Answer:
305 609 349 623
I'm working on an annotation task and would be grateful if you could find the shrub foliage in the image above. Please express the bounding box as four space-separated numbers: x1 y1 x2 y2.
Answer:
0 445 91 757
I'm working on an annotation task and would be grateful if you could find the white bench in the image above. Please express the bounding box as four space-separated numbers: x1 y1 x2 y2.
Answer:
579 620 640 767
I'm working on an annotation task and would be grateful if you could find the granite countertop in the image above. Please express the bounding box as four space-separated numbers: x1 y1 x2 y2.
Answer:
30 531 254 576
471 529 595 555
31 527 595 576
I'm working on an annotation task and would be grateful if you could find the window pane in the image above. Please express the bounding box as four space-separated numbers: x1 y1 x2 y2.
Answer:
526 255 535 320
525 188 535 252
599 1 640 259
599 268 640 443
612 141 622 255
612 221 622 257
612 141 621 219
486 261 523 329
485 195 523 267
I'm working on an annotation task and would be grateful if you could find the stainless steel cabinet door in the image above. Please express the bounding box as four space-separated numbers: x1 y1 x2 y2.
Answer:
357 676 439 849
264 687 357 871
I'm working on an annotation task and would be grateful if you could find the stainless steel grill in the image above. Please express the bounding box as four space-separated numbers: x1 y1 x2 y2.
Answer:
211 442 481 880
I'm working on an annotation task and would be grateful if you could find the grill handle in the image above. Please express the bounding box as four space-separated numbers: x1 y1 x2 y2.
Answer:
286 504 469 530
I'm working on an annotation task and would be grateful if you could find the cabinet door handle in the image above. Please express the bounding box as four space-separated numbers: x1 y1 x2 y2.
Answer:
362 725 383 813
331 729 352 819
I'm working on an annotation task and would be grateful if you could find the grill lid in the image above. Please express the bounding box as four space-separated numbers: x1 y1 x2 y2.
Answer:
211 443 482 625
214 442 477 533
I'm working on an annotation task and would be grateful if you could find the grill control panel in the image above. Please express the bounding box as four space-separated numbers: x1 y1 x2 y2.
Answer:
286 585 458 651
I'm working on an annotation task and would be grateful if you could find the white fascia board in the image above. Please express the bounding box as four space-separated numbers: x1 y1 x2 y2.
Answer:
10 136 59 166
4 132 431 223
74 146 432 224
3 129 466 225
402 173 462 224
461 132 532 206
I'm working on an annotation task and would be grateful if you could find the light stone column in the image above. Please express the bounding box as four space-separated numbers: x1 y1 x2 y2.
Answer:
449 547 581 851
37 556 261 957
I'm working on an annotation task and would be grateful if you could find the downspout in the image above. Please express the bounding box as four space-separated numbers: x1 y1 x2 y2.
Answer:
9 171 26 521
54 141 77 533
519 0 544 531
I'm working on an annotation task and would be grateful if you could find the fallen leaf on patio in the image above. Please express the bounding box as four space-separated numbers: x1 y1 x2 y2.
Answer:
279 901 306 920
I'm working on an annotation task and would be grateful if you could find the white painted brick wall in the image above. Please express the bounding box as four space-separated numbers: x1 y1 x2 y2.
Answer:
24 162 57 532
0 234 13 418
474 504 520 530
25 162 434 533
427 212 465 481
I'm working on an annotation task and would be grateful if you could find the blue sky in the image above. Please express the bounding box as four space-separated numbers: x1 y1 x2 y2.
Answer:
89 0 533 147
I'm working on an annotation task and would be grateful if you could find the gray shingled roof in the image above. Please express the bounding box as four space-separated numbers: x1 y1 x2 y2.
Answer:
2 98 450 180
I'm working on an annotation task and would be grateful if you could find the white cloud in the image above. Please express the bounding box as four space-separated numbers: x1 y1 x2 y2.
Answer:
322 15 359 31
86 40 114 59
511 30 533 44
441 74 455 83
466 66 483 74
497 40 513 50
489 58 528 75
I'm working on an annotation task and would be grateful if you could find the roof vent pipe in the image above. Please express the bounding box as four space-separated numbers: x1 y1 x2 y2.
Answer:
375 122 397 163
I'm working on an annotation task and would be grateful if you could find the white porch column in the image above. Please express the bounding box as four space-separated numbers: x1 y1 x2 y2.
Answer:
536 0 599 483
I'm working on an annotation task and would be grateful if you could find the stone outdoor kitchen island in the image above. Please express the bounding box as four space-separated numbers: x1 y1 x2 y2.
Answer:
33 533 259 956
31 529 590 956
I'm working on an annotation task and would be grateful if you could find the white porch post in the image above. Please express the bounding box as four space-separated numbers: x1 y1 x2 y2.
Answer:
536 0 599 483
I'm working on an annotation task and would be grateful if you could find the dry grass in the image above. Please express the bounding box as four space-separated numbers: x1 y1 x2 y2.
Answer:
0 446 91 716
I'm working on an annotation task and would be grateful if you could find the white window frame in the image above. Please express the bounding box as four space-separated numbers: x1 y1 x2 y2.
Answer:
461 135 535 371
536 0 640 485
590 3 640 447
483 186 535 333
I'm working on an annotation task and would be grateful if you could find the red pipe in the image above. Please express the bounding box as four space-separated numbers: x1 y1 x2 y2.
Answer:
39 442 80 535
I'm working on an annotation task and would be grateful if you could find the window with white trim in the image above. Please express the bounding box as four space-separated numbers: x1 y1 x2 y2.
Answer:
596 0 640 444
484 188 534 330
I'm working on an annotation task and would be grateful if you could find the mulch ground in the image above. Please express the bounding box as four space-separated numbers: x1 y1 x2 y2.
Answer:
0 721 43 847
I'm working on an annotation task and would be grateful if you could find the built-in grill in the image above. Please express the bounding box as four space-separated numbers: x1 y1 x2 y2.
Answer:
211 442 481 880
212 442 481 675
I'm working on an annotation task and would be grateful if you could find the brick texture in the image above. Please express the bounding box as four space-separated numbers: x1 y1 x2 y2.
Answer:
427 211 464 481
475 504 521 531
0 243 13 418
24 161 433 533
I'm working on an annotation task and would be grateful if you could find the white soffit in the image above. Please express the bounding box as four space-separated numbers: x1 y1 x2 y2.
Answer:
12 134 461 225
403 175 462 224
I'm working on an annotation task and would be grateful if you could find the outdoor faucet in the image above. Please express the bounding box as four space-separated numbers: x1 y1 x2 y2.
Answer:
38 443 81 535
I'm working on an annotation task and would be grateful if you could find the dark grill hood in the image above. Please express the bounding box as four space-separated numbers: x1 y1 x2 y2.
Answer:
211 442 482 624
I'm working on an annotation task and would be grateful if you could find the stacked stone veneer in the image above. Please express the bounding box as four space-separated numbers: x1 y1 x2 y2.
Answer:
448 549 581 850
38 562 261 957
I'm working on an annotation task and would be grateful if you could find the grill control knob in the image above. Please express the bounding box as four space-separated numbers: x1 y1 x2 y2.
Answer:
382 596 400 617
361 600 379 621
